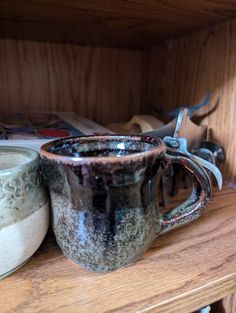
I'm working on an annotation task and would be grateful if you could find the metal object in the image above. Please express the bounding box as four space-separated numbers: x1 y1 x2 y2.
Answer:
144 108 207 150
155 92 211 119
143 108 224 207
198 141 225 165
163 136 222 190
194 306 211 313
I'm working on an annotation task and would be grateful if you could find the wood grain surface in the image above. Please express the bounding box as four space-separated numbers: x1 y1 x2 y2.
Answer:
1 186 236 313
0 39 144 125
1 0 236 47
211 294 236 313
220 293 236 313
147 18 236 181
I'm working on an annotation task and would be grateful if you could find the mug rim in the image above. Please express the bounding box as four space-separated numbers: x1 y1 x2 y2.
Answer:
0 146 39 175
40 134 166 164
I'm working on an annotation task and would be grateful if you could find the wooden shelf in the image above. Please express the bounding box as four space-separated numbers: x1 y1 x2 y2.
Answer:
1 1 236 47
1 184 236 312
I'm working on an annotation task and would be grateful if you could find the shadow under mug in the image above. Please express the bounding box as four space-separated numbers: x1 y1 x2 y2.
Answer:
40 135 212 272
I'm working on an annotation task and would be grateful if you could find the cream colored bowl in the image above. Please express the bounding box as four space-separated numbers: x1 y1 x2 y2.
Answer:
0 147 49 279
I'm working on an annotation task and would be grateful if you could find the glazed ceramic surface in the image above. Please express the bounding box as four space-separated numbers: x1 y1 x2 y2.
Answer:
0 147 49 279
41 135 212 272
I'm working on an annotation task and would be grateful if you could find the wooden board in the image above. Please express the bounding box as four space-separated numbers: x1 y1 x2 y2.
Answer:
1 1 236 47
210 294 236 313
219 293 236 313
1 185 236 313
147 18 236 181
0 39 145 125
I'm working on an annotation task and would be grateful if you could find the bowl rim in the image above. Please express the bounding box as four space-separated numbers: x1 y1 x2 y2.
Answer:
0 146 39 175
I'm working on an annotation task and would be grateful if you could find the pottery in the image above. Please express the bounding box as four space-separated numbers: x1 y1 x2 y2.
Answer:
40 135 212 272
0 147 49 279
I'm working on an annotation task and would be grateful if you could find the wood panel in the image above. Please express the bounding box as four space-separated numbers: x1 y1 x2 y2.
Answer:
147 18 236 181
211 295 236 313
221 293 236 313
1 186 236 312
0 39 144 125
1 1 236 47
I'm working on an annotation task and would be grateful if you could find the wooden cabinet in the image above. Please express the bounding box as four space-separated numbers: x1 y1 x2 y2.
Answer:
1 0 236 47
1 1 236 312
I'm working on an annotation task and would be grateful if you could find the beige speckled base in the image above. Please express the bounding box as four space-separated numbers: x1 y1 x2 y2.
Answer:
0 200 49 278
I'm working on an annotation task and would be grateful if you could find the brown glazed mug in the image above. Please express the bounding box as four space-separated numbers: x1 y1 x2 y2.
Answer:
40 135 212 272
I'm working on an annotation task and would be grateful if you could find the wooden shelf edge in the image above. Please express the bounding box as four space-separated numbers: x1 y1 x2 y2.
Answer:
143 272 236 313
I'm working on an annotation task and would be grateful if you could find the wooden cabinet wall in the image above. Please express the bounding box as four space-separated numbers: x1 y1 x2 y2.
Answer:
2 16 236 182
147 18 236 181
0 40 146 125
2 17 236 181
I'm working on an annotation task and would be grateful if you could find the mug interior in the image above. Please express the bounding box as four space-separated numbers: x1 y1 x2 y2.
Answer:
0 147 38 172
48 135 163 158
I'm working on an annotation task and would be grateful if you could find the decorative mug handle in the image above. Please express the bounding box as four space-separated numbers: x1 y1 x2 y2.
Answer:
160 150 212 234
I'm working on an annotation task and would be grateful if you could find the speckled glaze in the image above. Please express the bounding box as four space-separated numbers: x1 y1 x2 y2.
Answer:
0 147 49 279
40 135 212 272
0 148 48 228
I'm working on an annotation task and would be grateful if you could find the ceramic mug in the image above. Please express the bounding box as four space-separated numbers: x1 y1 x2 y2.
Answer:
0 147 49 279
40 135 212 272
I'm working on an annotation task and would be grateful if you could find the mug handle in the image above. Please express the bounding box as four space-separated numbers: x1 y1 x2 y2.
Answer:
160 153 212 234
